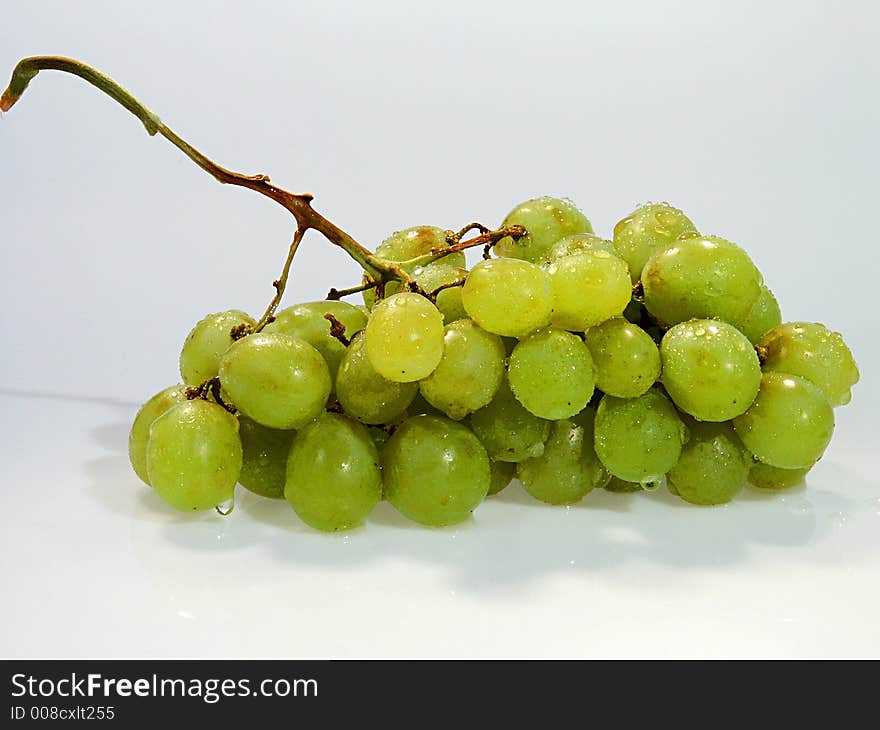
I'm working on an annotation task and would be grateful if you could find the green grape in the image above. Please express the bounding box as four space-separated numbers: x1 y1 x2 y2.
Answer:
549 233 616 260
364 292 445 382
613 202 698 281
284 413 382 531
179 310 255 386
604 477 647 493
129 385 187 485
642 235 762 327
546 249 632 330
219 332 332 429
461 258 553 337
508 328 595 420
336 332 417 424
419 319 506 419
487 460 516 496
238 416 295 499
263 301 367 388
376 225 466 269
759 322 859 407
749 462 812 490
495 196 593 263
146 399 242 512
733 372 834 468
584 317 660 398
594 389 688 484
410 263 469 324
660 319 762 421
517 408 609 505
469 374 551 462
667 420 751 505
383 414 490 526
738 285 782 344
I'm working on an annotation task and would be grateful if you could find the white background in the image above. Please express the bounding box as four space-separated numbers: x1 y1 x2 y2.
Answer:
1 1 878 657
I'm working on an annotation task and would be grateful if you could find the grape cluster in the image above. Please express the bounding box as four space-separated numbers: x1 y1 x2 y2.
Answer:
129 198 859 530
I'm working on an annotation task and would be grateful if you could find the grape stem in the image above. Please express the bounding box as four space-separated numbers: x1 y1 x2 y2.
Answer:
185 377 236 414
323 313 351 347
396 224 527 270
326 280 377 301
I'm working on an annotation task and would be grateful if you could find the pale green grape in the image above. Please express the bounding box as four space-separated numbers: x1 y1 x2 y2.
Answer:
546 249 632 330
487 460 516 496
383 414 490 526
738 285 782 344
284 413 382 531
364 292 445 382
336 332 417 424
410 263 469 324
179 310 255 386
517 408 609 504
733 372 834 469
419 319 506 420
613 203 698 281
642 236 762 327
219 332 331 429
549 233 616 260
495 197 592 263
461 258 553 337
508 328 595 420
129 385 187 485
605 477 648 493
469 374 551 462
376 225 466 269
667 420 751 505
238 416 295 499
584 317 660 398
146 399 242 511
759 322 859 407
594 389 688 483
660 319 761 421
749 462 812 490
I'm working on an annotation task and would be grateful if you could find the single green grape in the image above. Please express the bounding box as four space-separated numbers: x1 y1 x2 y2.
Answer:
129 385 188 485
461 258 553 338
749 462 813 490
660 319 762 421
146 399 242 512
733 372 835 469
549 233 616 260
487 460 516 496
383 414 490 526
738 285 782 344
495 196 593 263
594 389 689 484
642 235 762 327
179 310 255 386
612 202 698 281
219 332 332 429
469 374 551 462
419 319 506 420
604 477 647 493
376 225 466 269
409 263 469 324
584 317 660 398
238 416 295 499
667 419 751 505
284 413 382 531
336 332 418 424
546 249 632 330
508 328 595 420
517 408 609 505
758 322 859 407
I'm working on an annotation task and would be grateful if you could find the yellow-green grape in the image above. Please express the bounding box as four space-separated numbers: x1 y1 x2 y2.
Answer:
549 233 616 260
733 372 834 469
517 408 609 505
495 196 593 264
219 332 332 429
336 332 417 424
584 317 660 398
469 374 551 462
613 203 698 281
759 322 859 407
376 225 466 269
738 285 782 344
419 319 506 420
508 328 595 420
660 319 761 421
749 462 812 490
667 420 751 505
642 236 762 327
461 258 553 338
179 310 255 386
594 389 689 484
364 292 445 382
487 460 516 496
411 263 469 323
238 417 295 499
605 477 647 493
146 399 242 512
383 414 490 526
128 385 187 485
546 249 632 330
284 413 382 531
